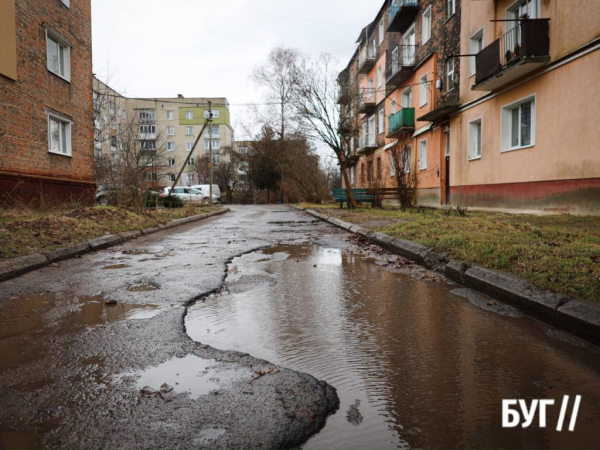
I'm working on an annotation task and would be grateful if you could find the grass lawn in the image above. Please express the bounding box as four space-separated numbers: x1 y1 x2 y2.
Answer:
0 205 220 261
301 203 600 302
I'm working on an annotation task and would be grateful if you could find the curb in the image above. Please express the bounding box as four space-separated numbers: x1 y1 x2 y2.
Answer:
0 208 230 283
292 205 600 346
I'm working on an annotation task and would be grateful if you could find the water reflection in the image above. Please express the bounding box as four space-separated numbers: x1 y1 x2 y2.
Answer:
185 245 600 449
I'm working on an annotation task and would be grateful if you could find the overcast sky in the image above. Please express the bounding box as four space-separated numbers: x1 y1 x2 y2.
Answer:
92 0 382 140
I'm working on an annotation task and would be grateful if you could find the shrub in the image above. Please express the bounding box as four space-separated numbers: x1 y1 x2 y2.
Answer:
161 195 184 209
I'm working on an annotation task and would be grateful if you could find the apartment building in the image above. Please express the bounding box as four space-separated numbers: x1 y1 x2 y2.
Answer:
0 0 94 204
92 81 235 188
340 0 461 206
450 0 600 213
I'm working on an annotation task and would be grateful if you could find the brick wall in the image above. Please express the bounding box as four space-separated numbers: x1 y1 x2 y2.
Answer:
0 0 94 205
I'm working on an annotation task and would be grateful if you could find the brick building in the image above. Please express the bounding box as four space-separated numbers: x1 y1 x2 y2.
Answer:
0 0 95 205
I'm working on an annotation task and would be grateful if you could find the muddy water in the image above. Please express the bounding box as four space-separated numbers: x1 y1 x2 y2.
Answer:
185 244 600 449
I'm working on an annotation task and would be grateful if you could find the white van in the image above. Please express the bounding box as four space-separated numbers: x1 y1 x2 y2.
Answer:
191 185 221 203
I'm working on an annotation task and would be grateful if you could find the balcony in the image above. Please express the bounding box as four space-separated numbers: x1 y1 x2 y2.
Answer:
338 118 352 135
473 19 550 91
385 45 418 87
358 45 376 74
357 91 376 115
388 0 419 33
387 108 415 137
358 133 377 154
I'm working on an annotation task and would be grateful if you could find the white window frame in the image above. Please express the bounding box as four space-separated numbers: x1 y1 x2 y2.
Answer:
377 66 383 88
447 59 456 92
404 145 413 173
168 174 176 182
468 117 483 161
45 29 71 81
186 126 194 136
186 111 194 120
402 86 413 108
419 74 428 107
379 19 385 45
47 112 72 157
422 6 432 44
418 139 427 170
167 142 175 151
168 158 176 167
501 94 536 152
390 100 397 115
167 127 175 136
469 28 484 77
447 0 456 20
389 152 396 177
166 111 175 120
378 108 385 135
186 142 194 151
188 158 195 166
204 109 220 119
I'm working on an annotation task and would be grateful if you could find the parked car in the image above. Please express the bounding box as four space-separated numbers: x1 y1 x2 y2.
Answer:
160 187 210 204
191 185 221 203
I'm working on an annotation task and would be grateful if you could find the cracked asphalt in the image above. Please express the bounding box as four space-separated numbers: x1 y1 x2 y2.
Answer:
0 205 341 450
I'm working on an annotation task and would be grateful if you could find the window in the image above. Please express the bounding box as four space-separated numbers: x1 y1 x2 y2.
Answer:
166 111 174 120
168 174 176 182
46 30 70 81
187 158 195 166
447 0 456 19
110 119 115 129
389 152 396 177
167 127 175 135
204 109 220 119
390 100 397 115
168 158 176 167
422 6 432 44
418 139 427 170
469 29 484 77
186 111 194 120
47 113 72 156
377 66 382 88
139 109 155 121
419 74 427 107
212 155 221 165
501 96 536 152
238 146 249 154
367 116 376 145
468 118 482 160
378 108 385 135
402 87 412 108
94 128 101 143
403 146 413 173
141 140 156 151
446 59 456 92
186 142 194 151
186 126 194 135
211 124 220 137
379 19 385 45
508 0 540 21
167 142 175 151
139 125 156 134
110 136 117 149
368 78 374 99
109 101 115 115
147 172 158 182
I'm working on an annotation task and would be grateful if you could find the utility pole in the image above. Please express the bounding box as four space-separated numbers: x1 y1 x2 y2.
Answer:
169 121 210 194
208 101 214 203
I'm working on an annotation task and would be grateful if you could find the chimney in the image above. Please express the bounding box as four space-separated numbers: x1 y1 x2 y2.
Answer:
178 94 184 99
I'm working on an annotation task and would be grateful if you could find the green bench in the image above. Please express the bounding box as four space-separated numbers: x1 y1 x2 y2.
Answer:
332 188 375 208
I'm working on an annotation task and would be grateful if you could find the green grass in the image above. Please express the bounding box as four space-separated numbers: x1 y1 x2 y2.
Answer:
0 205 219 261
301 204 600 302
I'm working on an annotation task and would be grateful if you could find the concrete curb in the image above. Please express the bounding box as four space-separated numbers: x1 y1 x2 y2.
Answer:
0 208 230 284
292 205 600 346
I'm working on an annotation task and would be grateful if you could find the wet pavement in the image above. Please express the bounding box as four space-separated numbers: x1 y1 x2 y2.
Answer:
1 205 600 449
0 206 340 449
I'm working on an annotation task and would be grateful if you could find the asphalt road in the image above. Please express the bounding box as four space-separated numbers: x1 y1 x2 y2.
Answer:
0 206 341 450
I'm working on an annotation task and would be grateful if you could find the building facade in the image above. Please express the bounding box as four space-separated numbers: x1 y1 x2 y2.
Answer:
450 0 600 213
340 0 462 206
92 79 235 189
0 0 95 204
341 0 600 214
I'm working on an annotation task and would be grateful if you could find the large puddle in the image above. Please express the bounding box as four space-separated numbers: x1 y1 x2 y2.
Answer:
186 244 600 449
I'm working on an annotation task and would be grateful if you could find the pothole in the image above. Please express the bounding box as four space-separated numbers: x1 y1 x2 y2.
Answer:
128 284 160 292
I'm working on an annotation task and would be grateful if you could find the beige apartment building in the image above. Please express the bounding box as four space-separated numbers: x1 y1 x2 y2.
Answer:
93 78 234 188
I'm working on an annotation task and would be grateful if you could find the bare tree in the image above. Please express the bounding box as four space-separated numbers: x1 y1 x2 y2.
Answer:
194 147 240 203
389 143 418 210
293 52 359 208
